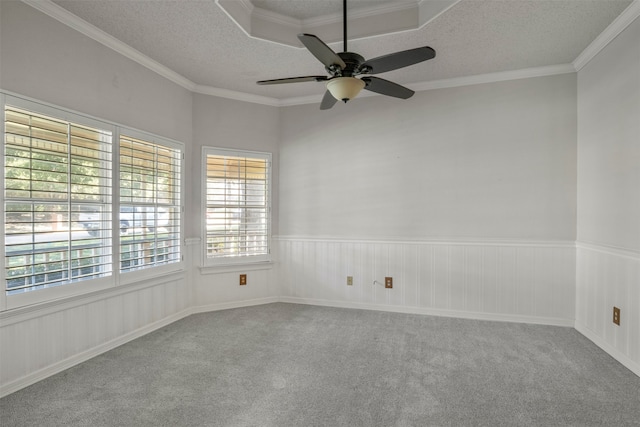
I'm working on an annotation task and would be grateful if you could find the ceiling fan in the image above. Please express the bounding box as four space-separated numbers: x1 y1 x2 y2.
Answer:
256 0 436 110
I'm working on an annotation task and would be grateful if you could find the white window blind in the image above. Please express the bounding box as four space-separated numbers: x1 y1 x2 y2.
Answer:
204 149 270 263
4 105 113 294
119 135 181 272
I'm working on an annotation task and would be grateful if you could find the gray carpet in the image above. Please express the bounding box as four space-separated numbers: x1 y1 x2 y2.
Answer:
1 303 639 427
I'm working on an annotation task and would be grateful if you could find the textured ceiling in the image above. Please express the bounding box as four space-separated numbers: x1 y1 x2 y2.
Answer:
251 0 400 20
51 0 632 101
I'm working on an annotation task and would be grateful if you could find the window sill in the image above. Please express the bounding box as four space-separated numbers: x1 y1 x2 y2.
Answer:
119 263 185 286
199 261 273 275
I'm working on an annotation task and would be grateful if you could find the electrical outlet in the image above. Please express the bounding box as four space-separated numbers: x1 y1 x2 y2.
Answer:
347 276 353 286
613 306 620 325
385 277 393 289
239 274 247 286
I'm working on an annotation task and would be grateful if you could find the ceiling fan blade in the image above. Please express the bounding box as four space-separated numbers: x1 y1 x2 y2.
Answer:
298 34 346 70
360 46 435 74
257 76 329 85
320 90 338 110
361 76 414 99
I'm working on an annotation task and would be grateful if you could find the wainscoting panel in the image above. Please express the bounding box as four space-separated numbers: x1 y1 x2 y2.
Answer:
276 237 576 326
575 242 640 376
190 237 278 311
0 274 190 397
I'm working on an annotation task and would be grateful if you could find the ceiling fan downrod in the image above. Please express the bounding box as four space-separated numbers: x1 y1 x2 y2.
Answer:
255 0 436 109
343 0 347 53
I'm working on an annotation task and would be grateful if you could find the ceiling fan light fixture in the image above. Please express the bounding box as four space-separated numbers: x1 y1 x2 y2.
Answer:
255 0 435 109
327 77 365 103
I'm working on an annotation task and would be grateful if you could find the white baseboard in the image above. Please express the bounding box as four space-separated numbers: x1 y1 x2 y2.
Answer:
2 298 280 398
279 297 574 327
0 308 193 398
5 296 635 399
191 296 280 314
574 321 640 378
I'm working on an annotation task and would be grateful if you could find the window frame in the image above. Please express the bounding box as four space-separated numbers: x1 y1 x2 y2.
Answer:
1 92 185 311
201 147 272 268
117 128 184 285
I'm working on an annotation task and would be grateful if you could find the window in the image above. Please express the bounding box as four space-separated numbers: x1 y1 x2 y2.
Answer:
2 95 184 308
119 134 181 272
4 105 113 295
203 148 271 265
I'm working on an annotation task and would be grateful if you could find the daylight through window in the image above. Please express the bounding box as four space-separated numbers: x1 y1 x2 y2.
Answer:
204 148 271 264
4 106 113 294
119 135 182 272
2 99 184 301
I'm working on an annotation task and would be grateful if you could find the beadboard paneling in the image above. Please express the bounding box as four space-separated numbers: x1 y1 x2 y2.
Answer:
190 239 278 311
276 237 576 325
575 242 640 376
0 275 190 397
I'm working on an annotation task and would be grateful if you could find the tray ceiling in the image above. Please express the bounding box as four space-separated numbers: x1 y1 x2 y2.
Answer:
47 0 634 103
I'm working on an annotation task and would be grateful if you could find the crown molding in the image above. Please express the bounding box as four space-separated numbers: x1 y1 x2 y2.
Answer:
21 0 634 108
252 6 302 29
573 0 640 71
410 64 577 92
193 85 280 107
238 0 254 15
222 1 421 31
303 1 418 27
417 0 462 30
215 0 255 43
278 64 577 107
22 0 197 92
217 0 457 47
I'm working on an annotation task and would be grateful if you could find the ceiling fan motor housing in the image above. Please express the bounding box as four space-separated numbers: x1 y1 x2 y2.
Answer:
330 52 366 77
255 0 435 109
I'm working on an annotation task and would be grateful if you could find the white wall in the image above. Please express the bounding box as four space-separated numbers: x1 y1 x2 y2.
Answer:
278 238 576 325
0 275 190 397
277 75 578 324
0 0 195 243
279 75 577 241
0 1 193 145
576 15 640 375
190 94 280 310
190 94 279 239
1 0 637 398
0 1 193 396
